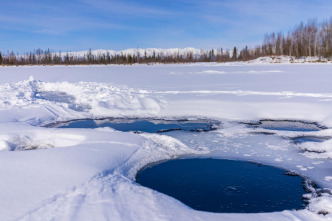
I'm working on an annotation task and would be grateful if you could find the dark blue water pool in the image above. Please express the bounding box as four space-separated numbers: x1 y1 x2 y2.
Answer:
51 119 218 133
292 136 330 144
136 158 307 213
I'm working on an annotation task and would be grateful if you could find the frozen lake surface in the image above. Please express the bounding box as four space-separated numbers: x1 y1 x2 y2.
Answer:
0 62 331 220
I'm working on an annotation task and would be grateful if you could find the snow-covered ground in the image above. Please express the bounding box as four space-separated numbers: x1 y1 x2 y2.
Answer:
0 61 332 220
249 56 331 64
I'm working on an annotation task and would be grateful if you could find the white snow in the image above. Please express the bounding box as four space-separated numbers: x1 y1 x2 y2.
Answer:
249 56 332 64
0 60 331 220
300 139 332 159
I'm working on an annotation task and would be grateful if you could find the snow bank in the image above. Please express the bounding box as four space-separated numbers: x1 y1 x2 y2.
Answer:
0 77 165 125
300 139 332 159
248 56 331 64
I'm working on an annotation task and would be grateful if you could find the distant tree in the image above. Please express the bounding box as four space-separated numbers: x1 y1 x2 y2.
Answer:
144 50 147 62
127 54 133 64
232 47 237 60
87 48 93 63
136 48 140 63
209 49 215 61
106 52 111 64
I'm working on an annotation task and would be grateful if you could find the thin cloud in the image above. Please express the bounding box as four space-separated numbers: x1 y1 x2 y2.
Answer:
0 7 137 35
79 0 174 18
1 0 332 52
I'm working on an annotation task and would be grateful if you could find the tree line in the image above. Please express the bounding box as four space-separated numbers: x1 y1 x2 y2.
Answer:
0 48 234 65
234 17 332 61
260 18 332 58
0 17 331 66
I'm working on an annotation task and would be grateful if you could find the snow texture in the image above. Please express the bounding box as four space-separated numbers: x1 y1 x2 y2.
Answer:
0 59 331 220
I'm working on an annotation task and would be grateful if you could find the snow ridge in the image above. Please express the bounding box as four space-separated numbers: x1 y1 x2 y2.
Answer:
0 77 166 124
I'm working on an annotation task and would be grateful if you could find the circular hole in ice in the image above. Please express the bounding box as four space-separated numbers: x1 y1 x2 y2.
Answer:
136 158 309 213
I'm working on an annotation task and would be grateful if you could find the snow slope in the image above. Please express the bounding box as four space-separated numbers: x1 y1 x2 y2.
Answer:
0 62 332 220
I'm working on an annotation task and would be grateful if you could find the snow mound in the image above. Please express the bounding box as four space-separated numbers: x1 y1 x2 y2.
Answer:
0 124 85 151
248 56 331 64
307 190 332 216
0 77 166 123
300 139 332 159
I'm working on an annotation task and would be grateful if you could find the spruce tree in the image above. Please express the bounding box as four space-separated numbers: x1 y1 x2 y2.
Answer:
232 47 237 60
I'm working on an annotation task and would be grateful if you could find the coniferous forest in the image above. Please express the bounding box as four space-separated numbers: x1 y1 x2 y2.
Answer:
0 18 331 66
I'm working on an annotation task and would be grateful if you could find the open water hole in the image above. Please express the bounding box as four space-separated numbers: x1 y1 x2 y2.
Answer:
292 136 330 144
50 118 218 133
49 118 316 213
136 158 308 213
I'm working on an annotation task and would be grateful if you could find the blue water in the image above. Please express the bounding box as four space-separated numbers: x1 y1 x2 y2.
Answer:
262 127 319 132
50 119 311 213
136 158 307 213
54 119 217 133
292 136 329 144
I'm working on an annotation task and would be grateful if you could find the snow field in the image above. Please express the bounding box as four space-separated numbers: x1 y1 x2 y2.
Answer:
0 61 332 220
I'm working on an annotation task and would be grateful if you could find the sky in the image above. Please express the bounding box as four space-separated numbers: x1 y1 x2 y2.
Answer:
0 0 332 53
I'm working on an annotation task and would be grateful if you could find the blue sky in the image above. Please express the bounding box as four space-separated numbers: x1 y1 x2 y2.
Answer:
1 0 332 52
